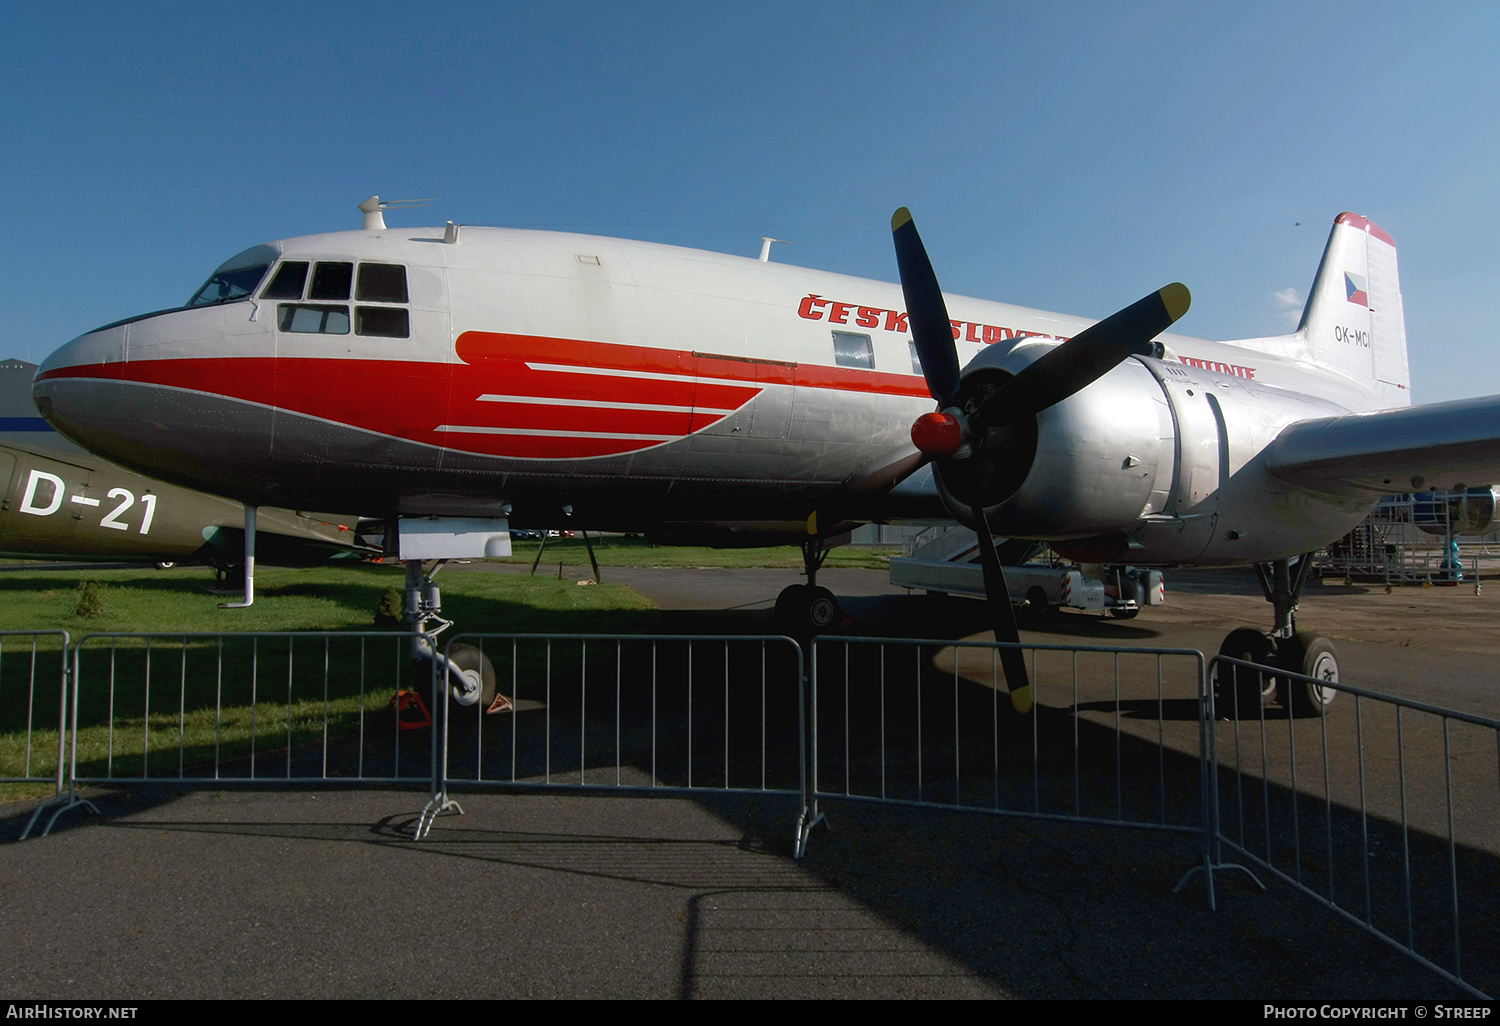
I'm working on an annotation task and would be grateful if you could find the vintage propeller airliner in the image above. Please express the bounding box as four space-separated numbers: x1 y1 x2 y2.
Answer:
31 198 1500 715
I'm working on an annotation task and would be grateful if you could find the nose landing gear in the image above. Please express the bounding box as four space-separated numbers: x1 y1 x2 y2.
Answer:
403 558 505 712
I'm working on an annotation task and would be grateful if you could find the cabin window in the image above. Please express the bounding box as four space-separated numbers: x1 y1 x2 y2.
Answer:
356 263 408 303
278 304 349 334
832 330 874 370
908 341 923 376
261 261 309 300
308 262 354 301
355 306 409 338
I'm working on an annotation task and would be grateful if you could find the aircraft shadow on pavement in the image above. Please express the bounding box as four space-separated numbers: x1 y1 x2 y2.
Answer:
427 637 1500 999
6 587 1496 1000
6 640 1495 1000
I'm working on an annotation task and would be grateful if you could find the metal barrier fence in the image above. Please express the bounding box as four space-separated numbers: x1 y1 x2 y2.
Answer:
4 631 72 839
1208 656 1497 999
1 631 70 788
67 631 434 786
419 634 804 839
13 626 1496 996
803 637 1211 858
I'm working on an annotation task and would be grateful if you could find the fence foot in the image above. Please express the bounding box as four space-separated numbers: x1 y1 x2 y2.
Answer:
19 791 101 841
414 794 464 840
1173 858 1264 912
793 801 826 859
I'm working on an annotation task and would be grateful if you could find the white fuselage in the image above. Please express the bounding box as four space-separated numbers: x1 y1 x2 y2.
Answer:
33 223 1401 565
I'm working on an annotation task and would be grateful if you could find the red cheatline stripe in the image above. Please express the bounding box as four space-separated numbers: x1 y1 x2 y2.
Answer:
40 327 932 459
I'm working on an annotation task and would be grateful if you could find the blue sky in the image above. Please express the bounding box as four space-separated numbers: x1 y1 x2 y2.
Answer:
3 1 1496 402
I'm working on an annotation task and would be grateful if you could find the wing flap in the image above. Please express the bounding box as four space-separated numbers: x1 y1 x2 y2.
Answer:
1265 395 1500 494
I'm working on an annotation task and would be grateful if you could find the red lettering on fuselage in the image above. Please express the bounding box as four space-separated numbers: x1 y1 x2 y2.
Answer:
1177 355 1255 379
797 295 1060 345
797 294 828 319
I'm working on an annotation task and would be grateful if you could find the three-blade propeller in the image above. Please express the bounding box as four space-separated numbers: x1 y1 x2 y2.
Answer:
892 207 1190 712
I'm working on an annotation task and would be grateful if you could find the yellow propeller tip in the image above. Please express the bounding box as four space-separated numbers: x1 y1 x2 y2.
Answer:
1010 684 1034 715
892 207 913 232
1160 282 1191 322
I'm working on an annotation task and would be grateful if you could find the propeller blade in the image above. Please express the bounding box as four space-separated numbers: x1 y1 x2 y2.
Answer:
892 208 961 407
969 490 1033 713
972 283 1190 431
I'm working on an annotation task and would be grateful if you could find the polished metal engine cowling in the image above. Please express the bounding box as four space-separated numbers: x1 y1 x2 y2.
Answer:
933 343 1175 539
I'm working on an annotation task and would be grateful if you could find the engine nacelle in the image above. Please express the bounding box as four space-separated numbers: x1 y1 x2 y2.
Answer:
933 342 1175 539
933 341 1366 565
1413 487 1499 536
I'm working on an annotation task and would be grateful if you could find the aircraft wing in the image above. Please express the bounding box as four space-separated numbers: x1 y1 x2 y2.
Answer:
1265 395 1500 494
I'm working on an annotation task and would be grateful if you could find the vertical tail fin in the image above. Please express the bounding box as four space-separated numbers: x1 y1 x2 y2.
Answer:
1 360 49 430
1 359 87 455
1298 212 1410 406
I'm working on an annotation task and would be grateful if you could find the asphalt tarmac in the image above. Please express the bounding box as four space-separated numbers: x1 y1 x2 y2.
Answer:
2 564 1495 1000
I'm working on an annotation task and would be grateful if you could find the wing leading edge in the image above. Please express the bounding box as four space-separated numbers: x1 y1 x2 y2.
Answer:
1265 395 1500 495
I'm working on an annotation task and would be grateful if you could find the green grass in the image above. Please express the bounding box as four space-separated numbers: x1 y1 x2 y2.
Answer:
497 536 900 570
0 562 661 799
0 562 658 634
1 548 895 801
61 636 408 782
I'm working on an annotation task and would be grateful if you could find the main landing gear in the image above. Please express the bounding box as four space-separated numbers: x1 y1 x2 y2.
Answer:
1214 554 1338 717
775 540 843 634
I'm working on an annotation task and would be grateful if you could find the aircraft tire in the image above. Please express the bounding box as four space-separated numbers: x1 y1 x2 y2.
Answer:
774 584 840 633
1214 628 1277 718
1279 632 1339 718
806 586 840 632
446 643 497 710
1018 586 1050 625
774 584 808 625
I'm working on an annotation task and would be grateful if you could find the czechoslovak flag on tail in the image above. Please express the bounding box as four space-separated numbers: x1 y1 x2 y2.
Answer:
1345 272 1369 307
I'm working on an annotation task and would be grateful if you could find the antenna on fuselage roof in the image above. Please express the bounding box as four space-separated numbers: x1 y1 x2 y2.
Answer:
358 195 435 230
759 237 790 262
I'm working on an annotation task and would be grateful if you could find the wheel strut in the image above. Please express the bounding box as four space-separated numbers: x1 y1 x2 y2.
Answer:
801 539 829 589
1252 553 1316 640
775 540 841 633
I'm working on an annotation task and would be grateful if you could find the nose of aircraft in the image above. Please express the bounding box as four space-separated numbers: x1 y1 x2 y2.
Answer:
36 320 127 377
33 322 129 444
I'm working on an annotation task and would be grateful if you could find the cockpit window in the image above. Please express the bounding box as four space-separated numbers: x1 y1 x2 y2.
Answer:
356 306 409 338
261 261 309 300
278 304 350 334
187 263 271 307
308 262 353 300
269 261 411 338
186 243 279 308
356 263 408 303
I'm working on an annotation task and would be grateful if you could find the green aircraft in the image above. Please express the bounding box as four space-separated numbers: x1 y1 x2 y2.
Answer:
1 359 371 570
